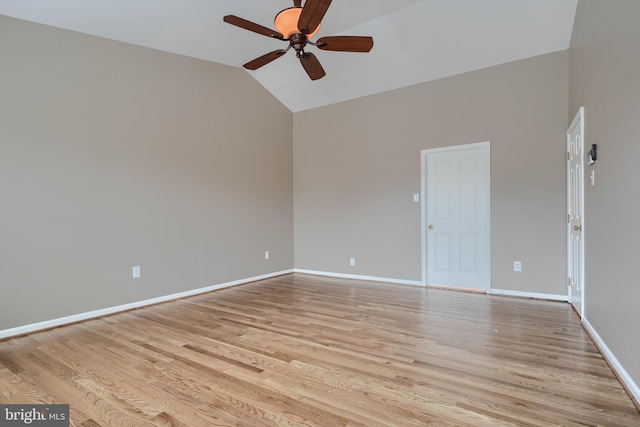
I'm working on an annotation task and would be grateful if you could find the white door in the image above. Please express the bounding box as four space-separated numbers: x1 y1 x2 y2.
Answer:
423 142 490 290
567 107 585 317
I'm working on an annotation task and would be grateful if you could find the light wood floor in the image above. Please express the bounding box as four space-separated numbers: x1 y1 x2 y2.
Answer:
1 274 638 426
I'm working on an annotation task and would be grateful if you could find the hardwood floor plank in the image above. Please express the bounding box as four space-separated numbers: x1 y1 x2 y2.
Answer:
1 273 638 426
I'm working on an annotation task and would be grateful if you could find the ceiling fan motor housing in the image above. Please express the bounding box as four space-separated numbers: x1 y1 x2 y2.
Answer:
289 33 308 56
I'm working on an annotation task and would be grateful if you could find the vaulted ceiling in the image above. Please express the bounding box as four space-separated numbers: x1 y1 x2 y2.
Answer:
0 0 578 112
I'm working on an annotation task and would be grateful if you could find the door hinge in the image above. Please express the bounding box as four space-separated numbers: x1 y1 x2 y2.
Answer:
567 214 571 223
567 152 571 161
568 277 572 286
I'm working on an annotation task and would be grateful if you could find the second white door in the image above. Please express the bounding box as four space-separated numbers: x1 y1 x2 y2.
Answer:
567 107 585 317
424 142 490 290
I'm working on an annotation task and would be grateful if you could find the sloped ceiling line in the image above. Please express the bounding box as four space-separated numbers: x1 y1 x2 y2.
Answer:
0 0 578 112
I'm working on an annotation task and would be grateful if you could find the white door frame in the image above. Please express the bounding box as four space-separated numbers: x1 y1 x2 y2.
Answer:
420 141 491 289
567 107 585 317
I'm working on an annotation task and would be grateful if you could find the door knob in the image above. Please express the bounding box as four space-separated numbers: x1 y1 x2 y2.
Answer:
428 224 434 230
574 225 582 231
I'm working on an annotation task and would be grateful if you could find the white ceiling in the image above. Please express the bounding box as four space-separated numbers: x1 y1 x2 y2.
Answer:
0 0 578 112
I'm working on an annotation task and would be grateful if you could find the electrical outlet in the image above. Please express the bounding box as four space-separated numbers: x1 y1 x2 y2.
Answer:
132 265 141 279
513 261 522 272
349 257 356 266
265 250 270 260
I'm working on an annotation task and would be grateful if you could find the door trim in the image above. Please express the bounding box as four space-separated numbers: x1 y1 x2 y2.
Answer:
420 141 491 289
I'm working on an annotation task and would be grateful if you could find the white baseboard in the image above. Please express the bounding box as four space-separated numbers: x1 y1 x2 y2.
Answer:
5 269 636 410
488 288 569 302
582 317 640 407
294 269 423 287
0 269 294 340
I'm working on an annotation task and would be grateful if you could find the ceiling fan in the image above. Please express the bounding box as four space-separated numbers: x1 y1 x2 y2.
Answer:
223 0 374 81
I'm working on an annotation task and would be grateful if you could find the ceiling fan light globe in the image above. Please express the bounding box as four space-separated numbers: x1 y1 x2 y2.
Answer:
274 7 320 39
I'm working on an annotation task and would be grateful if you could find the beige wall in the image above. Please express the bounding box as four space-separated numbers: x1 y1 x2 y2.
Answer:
294 51 569 294
0 16 294 330
569 0 640 393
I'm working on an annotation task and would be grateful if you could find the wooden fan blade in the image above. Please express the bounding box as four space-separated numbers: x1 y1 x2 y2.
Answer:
243 50 287 70
299 52 326 80
316 36 374 52
298 0 332 34
223 15 283 39
293 0 302 7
